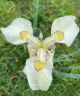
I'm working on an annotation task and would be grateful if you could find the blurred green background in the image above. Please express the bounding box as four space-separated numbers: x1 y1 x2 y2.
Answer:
0 0 80 96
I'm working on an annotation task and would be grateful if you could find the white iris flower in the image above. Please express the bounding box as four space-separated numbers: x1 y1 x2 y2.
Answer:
1 15 79 91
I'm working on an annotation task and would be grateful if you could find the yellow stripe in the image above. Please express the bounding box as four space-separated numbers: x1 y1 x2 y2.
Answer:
43 37 55 46
27 35 40 47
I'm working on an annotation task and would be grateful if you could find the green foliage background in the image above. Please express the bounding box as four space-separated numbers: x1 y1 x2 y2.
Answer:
0 0 80 96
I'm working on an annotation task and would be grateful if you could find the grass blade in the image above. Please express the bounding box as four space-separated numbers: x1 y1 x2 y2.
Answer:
33 0 39 34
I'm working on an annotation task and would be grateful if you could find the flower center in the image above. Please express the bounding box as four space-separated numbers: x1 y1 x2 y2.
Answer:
39 44 44 48
34 60 45 71
20 31 28 40
54 31 64 41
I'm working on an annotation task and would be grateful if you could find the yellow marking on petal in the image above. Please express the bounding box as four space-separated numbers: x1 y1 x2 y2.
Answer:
54 31 64 41
34 60 45 71
20 31 28 40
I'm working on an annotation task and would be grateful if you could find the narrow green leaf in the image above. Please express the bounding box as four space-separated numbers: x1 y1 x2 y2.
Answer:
67 1 73 15
34 27 42 36
52 69 80 78
57 50 80 60
33 0 39 34
53 59 75 62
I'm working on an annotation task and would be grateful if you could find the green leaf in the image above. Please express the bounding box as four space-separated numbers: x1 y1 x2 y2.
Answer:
52 69 80 78
67 1 73 15
57 50 80 60
53 59 75 63
33 26 43 36
33 0 39 34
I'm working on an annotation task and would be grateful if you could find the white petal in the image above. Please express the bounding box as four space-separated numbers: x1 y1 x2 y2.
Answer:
58 23 79 46
27 44 36 58
45 59 52 73
9 18 33 35
24 57 52 91
47 51 54 68
1 27 25 45
24 57 39 90
37 60 52 91
1 18 33 45
23 65 27 74
51 15 76 34
51 15 79 47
